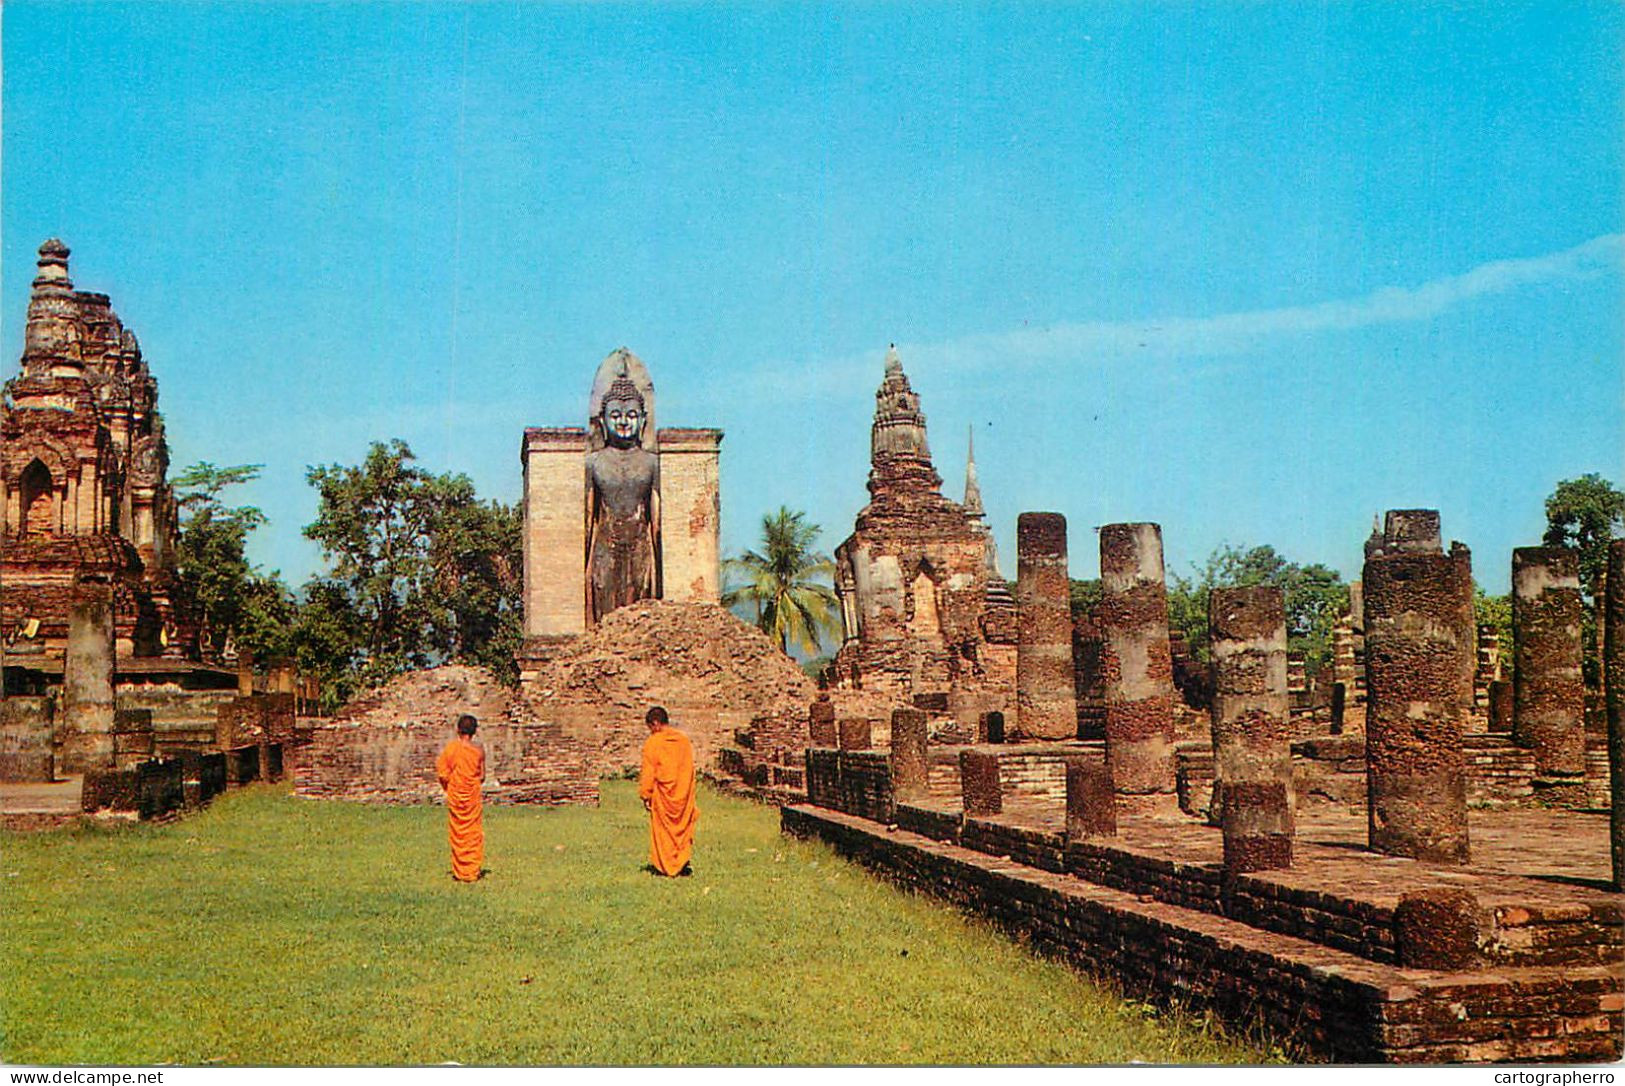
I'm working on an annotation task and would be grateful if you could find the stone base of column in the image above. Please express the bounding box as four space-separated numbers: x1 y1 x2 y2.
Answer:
1394 888 1484 970
1488 681 1513 733
809 714 838 748
979 711 1005 744
1065 759 1115 838
890 708 929 802
1531 775 1589 810
1369 770 1470 864
960 751 1002 816
809 699 837 747
1220 781 1292 873
57 735 115 777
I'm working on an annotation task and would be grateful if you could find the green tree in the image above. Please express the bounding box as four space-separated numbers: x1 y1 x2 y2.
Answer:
301 440 523 702
172 462 296 662
1167 544 1348 674
1542 473 1624 687
1068 578 1103 622
723 507 839 656
424 477 524 682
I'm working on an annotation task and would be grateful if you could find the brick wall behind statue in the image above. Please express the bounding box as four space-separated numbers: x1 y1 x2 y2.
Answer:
296 720 598 805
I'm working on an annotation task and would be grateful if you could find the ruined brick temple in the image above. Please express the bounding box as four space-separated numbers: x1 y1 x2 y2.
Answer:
5 249 1619 1062
0 241 307 790
829 346 1016 731
1 240 193 669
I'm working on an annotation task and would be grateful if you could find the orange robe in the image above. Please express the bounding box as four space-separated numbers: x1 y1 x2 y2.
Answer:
639 725 698 875
435 738 485 882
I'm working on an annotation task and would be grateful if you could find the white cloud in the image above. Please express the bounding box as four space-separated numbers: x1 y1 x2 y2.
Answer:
730 232 1623 400
940 232 1623 367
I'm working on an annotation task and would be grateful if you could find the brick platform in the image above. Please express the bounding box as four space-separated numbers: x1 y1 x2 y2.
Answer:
785 803 1623 1063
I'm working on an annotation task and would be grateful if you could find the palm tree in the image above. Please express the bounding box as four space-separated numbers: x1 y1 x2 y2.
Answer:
723 507 839 656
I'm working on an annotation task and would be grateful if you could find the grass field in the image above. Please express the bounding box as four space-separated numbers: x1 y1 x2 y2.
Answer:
0 780 1280 1065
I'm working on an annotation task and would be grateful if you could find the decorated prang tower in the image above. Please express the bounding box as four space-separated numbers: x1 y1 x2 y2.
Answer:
830 346 1015 726
0 240 194 668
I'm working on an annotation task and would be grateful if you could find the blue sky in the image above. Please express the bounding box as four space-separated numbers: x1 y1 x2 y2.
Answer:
4 3 1619 595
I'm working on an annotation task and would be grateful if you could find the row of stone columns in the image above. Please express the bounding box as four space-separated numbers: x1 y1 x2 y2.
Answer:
1014 514 1179 797
1003 505 1614 874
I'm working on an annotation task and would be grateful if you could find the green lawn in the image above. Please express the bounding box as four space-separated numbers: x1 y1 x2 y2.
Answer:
1 780 1279 1065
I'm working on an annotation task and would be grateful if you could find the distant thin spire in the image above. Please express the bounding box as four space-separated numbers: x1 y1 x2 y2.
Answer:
963 424 984 515
884 342 902 375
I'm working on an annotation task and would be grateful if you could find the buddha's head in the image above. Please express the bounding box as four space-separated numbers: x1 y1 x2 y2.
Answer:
600 375 646 448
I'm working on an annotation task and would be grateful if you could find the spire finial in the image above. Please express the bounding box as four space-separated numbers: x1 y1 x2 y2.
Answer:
884 343 902 375
33 238 72 290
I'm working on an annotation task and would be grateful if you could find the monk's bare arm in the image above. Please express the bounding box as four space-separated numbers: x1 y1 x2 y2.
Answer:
638 743 656 809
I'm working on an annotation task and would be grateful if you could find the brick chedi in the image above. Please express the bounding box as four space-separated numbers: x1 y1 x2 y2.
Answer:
1362 510 1472 864
1 240 194 666
831 347 1014 724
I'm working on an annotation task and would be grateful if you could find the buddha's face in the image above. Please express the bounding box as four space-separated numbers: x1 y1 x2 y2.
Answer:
602 396 645 447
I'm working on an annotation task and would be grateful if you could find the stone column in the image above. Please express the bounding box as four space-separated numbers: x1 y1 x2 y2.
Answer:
1015 512 1076 739
236 649 255 697
890 708 929 803
1512 546 1587 803
1064 758 1115 838
1605 540 1624 891
1362 510 1471 863
58 580 117 775
1098 522 1176 795
960 750 1001 816
1208 586 1294 832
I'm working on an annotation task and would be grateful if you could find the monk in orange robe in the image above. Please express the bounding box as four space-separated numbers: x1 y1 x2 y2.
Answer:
435 713 485 882
638 705 698 876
